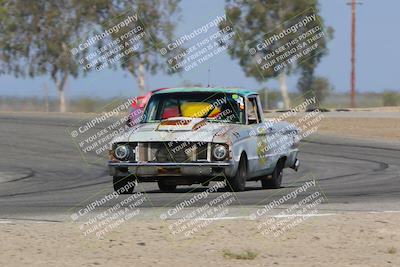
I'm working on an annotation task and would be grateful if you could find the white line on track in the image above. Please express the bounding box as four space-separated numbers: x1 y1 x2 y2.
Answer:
197 213 336 221
197 216 252 221
271 213 335 218
1 211 400 223
367 210 400 214
196 210 400 221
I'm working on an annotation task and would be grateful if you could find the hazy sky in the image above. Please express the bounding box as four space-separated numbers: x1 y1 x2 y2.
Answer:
0 0 399 98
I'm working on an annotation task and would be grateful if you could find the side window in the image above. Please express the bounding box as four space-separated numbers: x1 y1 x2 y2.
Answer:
246 97 261 124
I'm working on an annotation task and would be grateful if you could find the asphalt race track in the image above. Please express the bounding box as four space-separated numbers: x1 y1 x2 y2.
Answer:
0 112 399 221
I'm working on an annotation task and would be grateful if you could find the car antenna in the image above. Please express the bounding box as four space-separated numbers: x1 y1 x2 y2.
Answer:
207 64 211 87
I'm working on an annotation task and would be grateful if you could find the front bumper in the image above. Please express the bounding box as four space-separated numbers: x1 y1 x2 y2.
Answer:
108 161 234 180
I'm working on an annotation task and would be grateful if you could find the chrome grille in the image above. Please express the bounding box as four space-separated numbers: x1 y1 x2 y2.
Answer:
137 142 209 162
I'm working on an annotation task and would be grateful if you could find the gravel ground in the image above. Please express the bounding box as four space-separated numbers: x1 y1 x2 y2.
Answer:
1 213 399 267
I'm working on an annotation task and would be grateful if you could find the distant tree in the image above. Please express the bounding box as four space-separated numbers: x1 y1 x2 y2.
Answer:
180 80 203 87
382 91 400 106
220 0 333 109
257 87 280 110
83 0 182 96
310 76 332 105
0 0 85 112
74 98 98 113
296 41 333 102
0 0 181 112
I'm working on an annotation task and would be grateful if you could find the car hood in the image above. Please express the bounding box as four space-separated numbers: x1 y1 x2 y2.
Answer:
111 117 237 143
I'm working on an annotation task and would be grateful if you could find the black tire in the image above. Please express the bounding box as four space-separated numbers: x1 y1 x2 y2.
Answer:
113 175 136 194
158 180 177 192
226 156 247 192
201 181 210 187
261 161 283 189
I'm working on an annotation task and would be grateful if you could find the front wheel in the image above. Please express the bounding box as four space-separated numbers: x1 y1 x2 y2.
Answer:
113 175 136 194
261 163 283 189
226 156 247 192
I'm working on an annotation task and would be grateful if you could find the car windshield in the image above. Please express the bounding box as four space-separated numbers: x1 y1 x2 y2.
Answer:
142 92 246 124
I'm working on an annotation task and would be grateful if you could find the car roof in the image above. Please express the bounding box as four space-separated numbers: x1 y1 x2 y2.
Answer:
152 87 258 97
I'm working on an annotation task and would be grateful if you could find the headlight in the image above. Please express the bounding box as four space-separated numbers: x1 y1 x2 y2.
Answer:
114 145 131 160
213 144 227 160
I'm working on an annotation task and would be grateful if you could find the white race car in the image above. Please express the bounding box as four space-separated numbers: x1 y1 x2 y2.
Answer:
108 87 300 193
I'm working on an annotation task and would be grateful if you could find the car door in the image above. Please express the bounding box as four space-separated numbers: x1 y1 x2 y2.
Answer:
245 95 266 177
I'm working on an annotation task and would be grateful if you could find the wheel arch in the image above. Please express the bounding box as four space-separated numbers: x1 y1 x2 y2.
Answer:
278 156 287 169
229 150 248 178
239 150 249 170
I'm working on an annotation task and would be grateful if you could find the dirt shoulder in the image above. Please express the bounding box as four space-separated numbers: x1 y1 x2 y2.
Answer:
265 111 400 142
1 212 399 267
316 117 400 142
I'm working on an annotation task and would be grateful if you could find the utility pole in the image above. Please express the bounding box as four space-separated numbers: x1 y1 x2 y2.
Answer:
347 0 362 108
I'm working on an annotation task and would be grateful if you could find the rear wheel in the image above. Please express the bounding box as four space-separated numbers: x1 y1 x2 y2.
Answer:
158 180 177 192
261 161 283 189
113 175 136 194
226 156 247 192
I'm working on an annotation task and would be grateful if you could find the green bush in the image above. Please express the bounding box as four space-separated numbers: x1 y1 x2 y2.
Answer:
382 91 400 106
